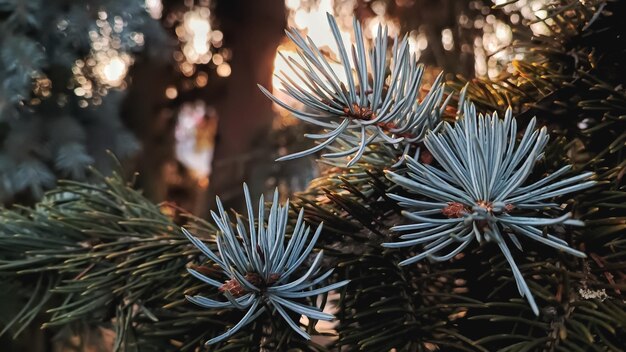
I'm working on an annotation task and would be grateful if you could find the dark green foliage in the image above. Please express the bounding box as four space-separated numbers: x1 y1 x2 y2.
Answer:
0 164 343 351
446 0 626 350
290 164 479 351
0 0 167 202
293 149 624 351
0 165 222 350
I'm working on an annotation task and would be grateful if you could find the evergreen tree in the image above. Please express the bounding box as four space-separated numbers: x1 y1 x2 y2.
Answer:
1 1 624 351
0 0 168 203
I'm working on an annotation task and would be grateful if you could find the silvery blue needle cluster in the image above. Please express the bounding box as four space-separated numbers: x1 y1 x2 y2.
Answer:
385 103 595 315
259 14 448 166
182 184 348 345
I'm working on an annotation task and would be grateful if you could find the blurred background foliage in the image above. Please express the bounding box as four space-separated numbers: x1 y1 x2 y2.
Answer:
0 0 561 211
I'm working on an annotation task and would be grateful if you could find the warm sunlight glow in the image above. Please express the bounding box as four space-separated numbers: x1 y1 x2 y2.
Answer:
71 10 141 105
181 8 213 64
407 29 428 60
272 0 356 117
145 0 163 19
165 86 178 99
101 56 129 86
441 28 454 51
285 0 301 10
216 63 231 77
367 15 400 39
174 4 230 79
291 0 353 53
175 101 217 179
474 0 552 78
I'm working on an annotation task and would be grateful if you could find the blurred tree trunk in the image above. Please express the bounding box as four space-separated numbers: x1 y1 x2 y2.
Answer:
122 60 176 203
204 0 286 213
390 0 480 77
